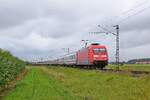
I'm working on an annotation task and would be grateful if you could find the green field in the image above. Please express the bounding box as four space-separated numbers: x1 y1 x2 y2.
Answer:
3 65 150 100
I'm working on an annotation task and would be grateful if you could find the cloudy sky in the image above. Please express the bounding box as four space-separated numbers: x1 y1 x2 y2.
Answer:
0 0 150 62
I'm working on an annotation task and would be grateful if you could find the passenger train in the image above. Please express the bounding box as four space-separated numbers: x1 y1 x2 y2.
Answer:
50 43 108 69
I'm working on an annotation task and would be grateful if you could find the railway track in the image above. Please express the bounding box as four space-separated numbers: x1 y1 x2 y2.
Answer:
101 68 150 77
78 67 150 77
32 64 150 77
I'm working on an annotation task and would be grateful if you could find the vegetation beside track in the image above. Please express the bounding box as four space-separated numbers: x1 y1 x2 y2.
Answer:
108 64 150 71
0 49 26 90
4 66 150 100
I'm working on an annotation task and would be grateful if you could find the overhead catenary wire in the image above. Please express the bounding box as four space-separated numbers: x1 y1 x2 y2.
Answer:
96 0 150 33
101 0 150 27
116 0 150 18
117 5 150 24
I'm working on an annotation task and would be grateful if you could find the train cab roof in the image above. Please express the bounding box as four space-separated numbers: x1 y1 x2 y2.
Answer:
91 43 100 45
89 43 106 48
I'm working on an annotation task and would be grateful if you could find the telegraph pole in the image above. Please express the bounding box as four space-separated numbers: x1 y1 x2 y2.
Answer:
114 25 120 70
67 48 70 54
62 48 70 54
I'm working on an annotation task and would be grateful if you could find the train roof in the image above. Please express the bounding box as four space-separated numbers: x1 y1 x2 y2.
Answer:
91 43 100 45
89 43 106 48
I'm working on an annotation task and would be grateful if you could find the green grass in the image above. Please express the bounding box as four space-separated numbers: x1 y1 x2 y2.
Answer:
108 64 150 71
4 66 150 100
4 67 77 100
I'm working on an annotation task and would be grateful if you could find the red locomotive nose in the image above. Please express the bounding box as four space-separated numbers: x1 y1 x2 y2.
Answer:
94 54 108 60
93 48 108 59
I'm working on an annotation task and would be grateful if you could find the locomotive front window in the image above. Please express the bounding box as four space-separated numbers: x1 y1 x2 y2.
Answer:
93 48 106 53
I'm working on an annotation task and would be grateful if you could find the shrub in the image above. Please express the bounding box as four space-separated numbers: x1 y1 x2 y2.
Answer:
0 49 26 88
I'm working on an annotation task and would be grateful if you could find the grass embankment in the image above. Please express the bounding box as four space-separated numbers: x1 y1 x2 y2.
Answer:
108 64 150 71
4 66 150 100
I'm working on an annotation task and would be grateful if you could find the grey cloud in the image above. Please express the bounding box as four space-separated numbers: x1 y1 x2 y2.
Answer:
120 30 150 49
119 11 150 49
0 0 150 61
0 0 43 29
121 11 150 32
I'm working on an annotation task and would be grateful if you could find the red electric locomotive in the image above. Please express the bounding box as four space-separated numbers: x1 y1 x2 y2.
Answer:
50 43 108 69
76 43 108 68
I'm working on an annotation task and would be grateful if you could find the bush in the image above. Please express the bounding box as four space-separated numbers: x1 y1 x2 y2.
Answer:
0 49 26 88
